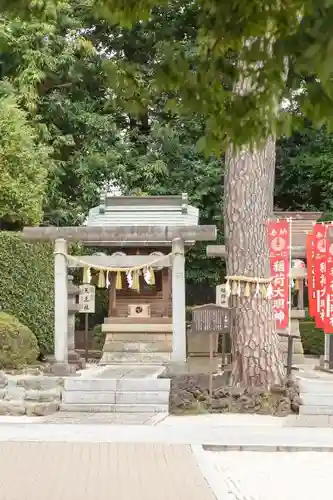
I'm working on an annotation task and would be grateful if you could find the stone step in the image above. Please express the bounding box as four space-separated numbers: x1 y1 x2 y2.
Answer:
62 390 169 405
104 317 172 325
104 332 172 342
100 352 171 364
64 378 170 392
280 340 304 355
102 323 172 333
301 394 333 407
299 405 333 416
297 377 333 394
60 403 169 413
103 341 172 353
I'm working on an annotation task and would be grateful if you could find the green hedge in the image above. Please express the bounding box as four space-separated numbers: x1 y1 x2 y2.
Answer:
0 232 54 356
0 312 39 369
299 321 324 356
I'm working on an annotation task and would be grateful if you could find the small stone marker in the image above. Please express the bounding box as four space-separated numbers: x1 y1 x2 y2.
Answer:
216 284 229 308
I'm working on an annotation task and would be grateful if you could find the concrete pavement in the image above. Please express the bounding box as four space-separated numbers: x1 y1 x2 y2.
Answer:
0 442 215 500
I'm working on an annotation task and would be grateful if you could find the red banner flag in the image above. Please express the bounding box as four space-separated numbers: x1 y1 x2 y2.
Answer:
313 223 327 329
324 225 333 333
306 232 316 318
268 219 290 330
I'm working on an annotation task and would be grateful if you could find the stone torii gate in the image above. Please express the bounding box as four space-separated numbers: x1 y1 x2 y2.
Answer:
21 224 216 373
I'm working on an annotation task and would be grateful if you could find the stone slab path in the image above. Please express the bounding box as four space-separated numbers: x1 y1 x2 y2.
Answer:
0 442 215 500
96 365 164 379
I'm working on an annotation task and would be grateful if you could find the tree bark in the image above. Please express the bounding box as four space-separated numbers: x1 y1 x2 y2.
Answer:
224 137 285 387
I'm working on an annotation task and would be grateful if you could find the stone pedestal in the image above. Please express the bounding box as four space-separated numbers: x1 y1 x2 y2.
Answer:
100 321 172 364
278 318 305 365
44 361 77 376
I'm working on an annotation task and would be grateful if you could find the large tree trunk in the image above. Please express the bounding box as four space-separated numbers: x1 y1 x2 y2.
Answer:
224 137 285 387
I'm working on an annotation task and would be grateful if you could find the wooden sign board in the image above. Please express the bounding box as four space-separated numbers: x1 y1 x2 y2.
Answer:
78 284 96 314
216 284 229 307
191 304 231 334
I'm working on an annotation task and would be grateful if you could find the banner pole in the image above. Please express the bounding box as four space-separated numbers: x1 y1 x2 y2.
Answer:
288 218 292 336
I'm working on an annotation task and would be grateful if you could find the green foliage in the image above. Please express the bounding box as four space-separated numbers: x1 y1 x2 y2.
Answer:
4 1 333 150
0 232 54 355
300 321 324 357
275 125 333 212
0 95 51 227
317 213 333 223
0 312 39 369
81 0 333 150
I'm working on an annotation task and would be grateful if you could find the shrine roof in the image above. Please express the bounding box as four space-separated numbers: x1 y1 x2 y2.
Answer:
273 211 321 247
86 193 199 228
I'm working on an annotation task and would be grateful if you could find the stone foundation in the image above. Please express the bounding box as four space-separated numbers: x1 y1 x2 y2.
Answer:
278 319 305 365
0 372 62 416
101 330 172 364
162 372 300 416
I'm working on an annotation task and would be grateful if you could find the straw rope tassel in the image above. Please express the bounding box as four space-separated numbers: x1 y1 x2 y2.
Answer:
225 280 231 298
244 282 250 297
115 271 122 290
255 281 260 296
149 267 155 285
97 270 105 288
83 266 91 284
132 270 140 291
231 280 238 295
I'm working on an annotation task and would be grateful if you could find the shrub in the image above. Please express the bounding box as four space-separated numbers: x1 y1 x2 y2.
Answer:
299 321 324 356
0 232 54 355
0 312 39 369
92 324 106 349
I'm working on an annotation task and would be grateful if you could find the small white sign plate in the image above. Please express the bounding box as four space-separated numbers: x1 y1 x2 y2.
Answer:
78 284 96 313
216 284 229 308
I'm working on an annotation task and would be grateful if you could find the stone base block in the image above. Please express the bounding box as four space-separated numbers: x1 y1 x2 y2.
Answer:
44 362 77 376
60 403 169 413
300 405 333 416
279 336 305 365
25 402 59 416
103 340 172 353
68 351 86 369
104 332 172 342
102 323 172 333
0 401 25 416
100 351 171 365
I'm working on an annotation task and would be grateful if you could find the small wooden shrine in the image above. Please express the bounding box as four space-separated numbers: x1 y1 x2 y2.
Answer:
82 194 214 363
